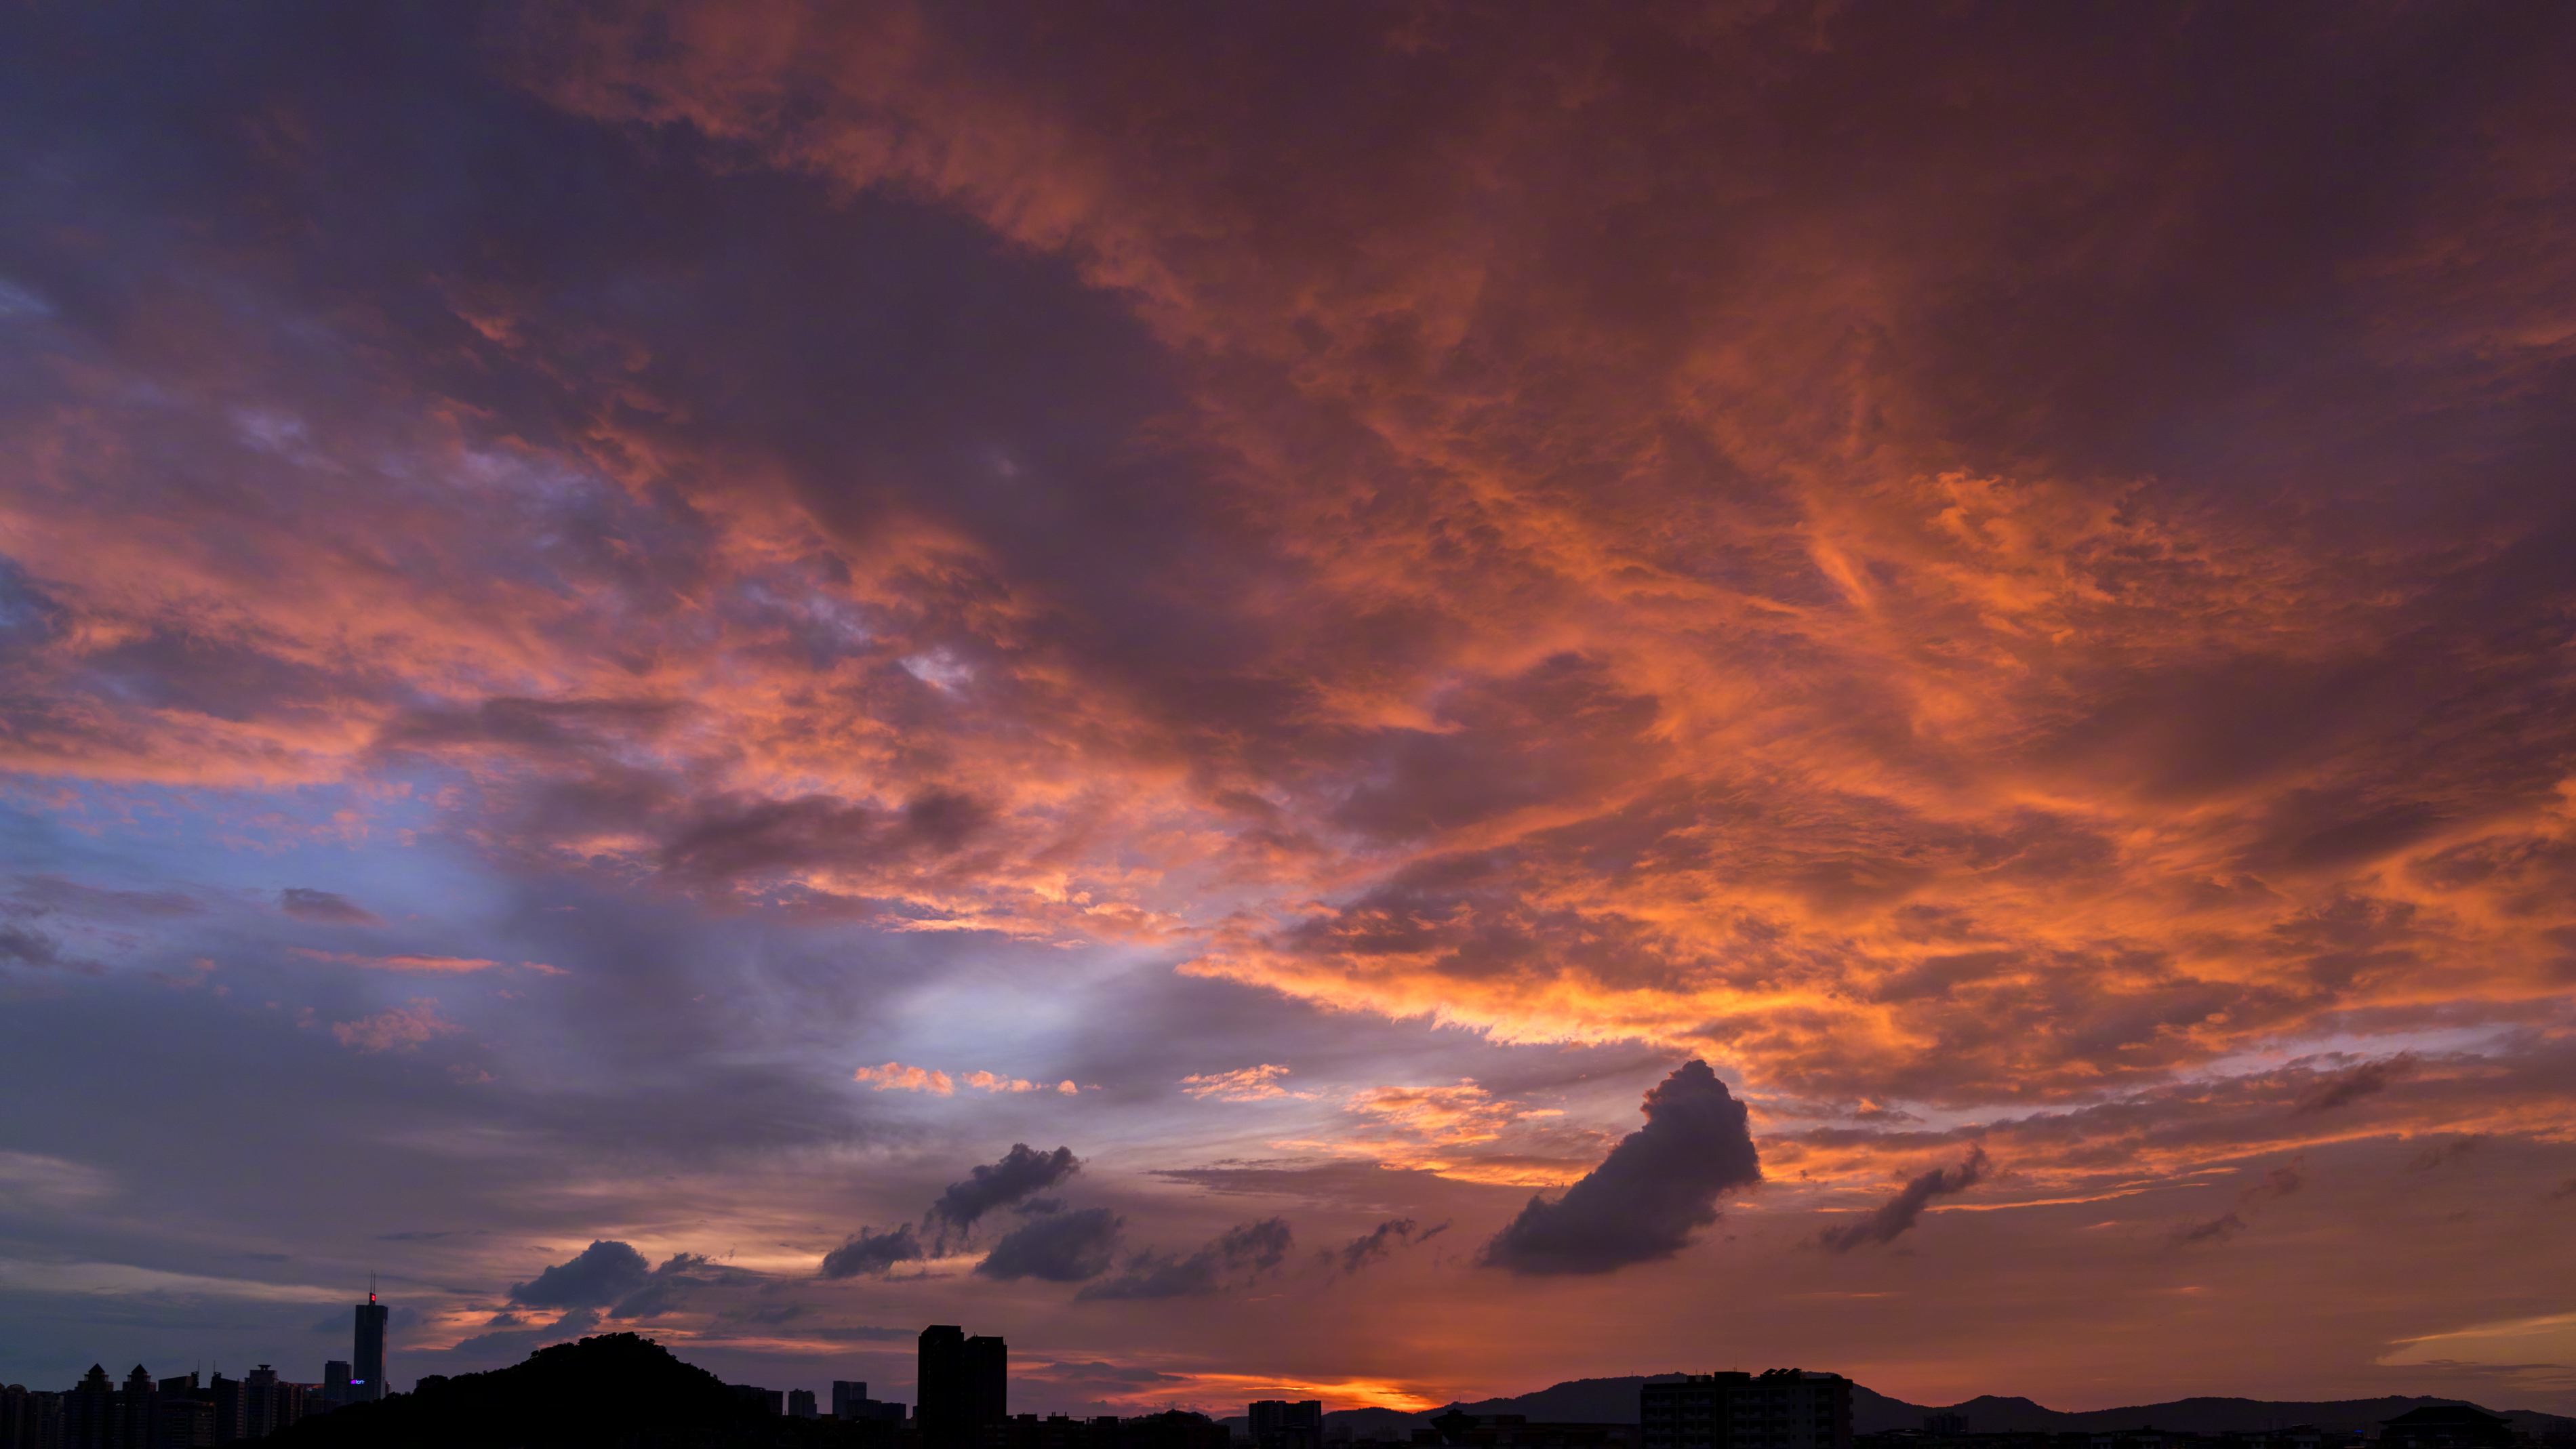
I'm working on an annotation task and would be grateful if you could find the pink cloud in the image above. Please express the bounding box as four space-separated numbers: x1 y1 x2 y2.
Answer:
331 999 466 1054
852 1061 954 1095
293 948 503 974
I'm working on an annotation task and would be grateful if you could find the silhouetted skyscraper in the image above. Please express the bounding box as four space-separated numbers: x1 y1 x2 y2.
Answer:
919 1328 967 1449
964 1337 1005 1430
206 1372 245 1444
111 1367 150 1449
790 1390 819 1419
919 1326 1007 1449
731 1385 784 1416
1252 1401 1325 1449
321 1362 350 1412
63 1366 112 1449
834 1383 871 1421
243 1365 306 1440
353 1290 388 1404
153 1375 214 1449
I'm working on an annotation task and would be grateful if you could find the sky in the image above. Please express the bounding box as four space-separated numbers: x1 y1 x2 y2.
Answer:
3 0 2576 1421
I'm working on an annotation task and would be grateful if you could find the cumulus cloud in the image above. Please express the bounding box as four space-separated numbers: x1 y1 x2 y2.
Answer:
443 1307 599 1359
853 1062 954 1095
609 1251 746 1320
1076 1217 1295 1301
926 1143 1085 1242
1479 1061 1760 1275
2295 1056 2418 1114
1811 1146 1992 1253
965 1070 1042 1093
277 887 384 925
508 1240 653 1308
330 999 466 1053
1325 1217 1449 1276
975 1206 1123 1282
818 1223 927 1280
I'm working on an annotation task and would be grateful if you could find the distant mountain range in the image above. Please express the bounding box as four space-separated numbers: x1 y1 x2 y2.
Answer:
1219 1376 2576 1442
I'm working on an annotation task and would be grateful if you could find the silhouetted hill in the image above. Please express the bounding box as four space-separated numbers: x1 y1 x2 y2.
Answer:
270 1332 791 1448
1266 1376 2575 1442
1859 1394 2575 1438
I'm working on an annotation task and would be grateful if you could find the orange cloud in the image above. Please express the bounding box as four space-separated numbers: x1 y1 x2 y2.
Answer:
293 949 506 973
1180 1065 1302 1102
963 1070 1041 1094
852 1062 954 1095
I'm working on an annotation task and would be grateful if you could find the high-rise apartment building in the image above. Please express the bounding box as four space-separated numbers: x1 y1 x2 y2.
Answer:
965 1336 1007 1431
242 1365 311 1440
150 1379 214 1449
731 1386 786 1416
919 1325 1008 1449
1642 1370 1850 1449
61 1368 112 1449
112 1366 151 1449
1251 1401 1326 1449
920 1327 967 1448
834 1383 872 1420
205 1374 244 1444
321 1362 350 1412
790 1390 819 1419
353 1292 388 1404
0 1385 64 1449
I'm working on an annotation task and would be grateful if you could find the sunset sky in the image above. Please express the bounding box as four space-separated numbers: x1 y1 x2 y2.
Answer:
5 0 2576 1420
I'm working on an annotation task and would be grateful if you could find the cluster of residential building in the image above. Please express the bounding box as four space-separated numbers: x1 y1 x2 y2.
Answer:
0 1294 388 1449
0 1360 363 1449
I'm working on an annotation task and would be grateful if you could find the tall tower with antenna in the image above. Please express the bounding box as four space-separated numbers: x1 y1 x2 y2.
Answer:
353 1275 389 1403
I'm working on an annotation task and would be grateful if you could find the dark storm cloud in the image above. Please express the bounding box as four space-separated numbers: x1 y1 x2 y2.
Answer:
925 1143 1083 1243
2295 1055 2417 1113
818 1224 927 1280
277 888 384 926
1075 1217 1295 1301
441 1308 599 1360
1479 1061 1760 1275
0 923 67 968
1325 1218 1449 1276
1811 1147 1992 1253
657 790 990 881
974 1206 1123 1283
506 1240 652 1308
610 1251 750 1320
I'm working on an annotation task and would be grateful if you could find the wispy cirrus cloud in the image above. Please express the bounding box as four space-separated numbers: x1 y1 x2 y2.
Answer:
1180 1065 1302 1102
